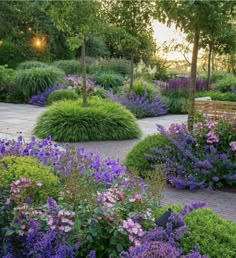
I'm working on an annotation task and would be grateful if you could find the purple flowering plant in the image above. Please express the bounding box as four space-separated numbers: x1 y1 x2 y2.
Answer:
0 135 209 257
147 117 236 190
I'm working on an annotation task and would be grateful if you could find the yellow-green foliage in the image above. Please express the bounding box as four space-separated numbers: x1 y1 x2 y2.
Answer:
0 156 59 202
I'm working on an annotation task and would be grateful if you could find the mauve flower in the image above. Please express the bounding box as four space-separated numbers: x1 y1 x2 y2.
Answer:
229 141 236 152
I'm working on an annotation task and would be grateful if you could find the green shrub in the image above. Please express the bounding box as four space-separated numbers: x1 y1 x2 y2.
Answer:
34 98 141 142
17 61 49 70
53 60 82 74
125 134 168 176
210 71 228 83
95 72 124 90
47 89 78 105
153 206 236 258
215 73 236 92
0 156 59 202
196 91 236 102
0 65 16 87
90 58 130 76
0 40 25 68
131 79 159 99
16 67 65 98
164 96 188 114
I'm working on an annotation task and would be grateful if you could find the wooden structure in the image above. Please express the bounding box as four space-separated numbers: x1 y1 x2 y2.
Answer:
195 100 236 121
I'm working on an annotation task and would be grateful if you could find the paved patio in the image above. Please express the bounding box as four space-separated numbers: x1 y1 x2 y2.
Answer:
0 103 235 221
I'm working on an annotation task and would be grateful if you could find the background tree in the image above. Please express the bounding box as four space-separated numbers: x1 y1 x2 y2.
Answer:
45 0 101 106
156 0 235 130
102 0 156 91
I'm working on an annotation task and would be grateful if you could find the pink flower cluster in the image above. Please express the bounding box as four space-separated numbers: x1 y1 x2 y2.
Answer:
129 194 142 203
206 130 219 144
47 209 75 233
206 120 218 129
122 218 144 246
8 177 43 203
97 187 124 208
230 141 236 152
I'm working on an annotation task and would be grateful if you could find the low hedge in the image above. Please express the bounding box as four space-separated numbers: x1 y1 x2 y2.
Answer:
125 134 168 176
0 156 59 203
196 91 236 102
34 98 141 142
153 206 236 258
47 89 78 105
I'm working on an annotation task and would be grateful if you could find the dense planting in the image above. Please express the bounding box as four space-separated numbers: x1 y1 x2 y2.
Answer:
147 118 236 190
1 136 229 257
17 61 49 70
52 60 82 75
94 71 124 90
34 98 141 141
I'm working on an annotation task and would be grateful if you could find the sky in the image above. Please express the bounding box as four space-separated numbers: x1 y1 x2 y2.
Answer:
152 20 192 61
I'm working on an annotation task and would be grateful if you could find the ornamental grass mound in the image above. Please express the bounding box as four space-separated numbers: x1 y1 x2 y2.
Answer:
47 89 78 105
34 98 141 142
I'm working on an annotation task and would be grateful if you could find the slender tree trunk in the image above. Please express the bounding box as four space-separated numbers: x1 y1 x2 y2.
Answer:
206 43 212 90
81 41 87 106
129 52 134 93
230 52 236 75
211 51 215 72
188 26 200 131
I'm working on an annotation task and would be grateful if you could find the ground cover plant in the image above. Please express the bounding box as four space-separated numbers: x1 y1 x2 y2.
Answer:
195 91 236 102
1 135 231 257
146 118 236 190
33 98 141 141
16 67 65 98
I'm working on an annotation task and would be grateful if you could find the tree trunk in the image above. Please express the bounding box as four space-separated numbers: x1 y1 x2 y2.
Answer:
129 52 134 93
211 51 215 72
206 43 212 90
188 26 200 131
81 41 87 106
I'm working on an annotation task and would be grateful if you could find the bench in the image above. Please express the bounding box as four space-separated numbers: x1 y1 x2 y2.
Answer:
195 100 236 120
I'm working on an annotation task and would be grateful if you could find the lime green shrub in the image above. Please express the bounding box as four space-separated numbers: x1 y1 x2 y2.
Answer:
125 134 168 176
153 206 236 258
16 67 65 98
131 79 159 99
90 58 130 76
47 89 78 105
95 72 124 90
17 61 49 70
0 156 59 202
34 98 141 142
196 91 236 102
53 60 82 74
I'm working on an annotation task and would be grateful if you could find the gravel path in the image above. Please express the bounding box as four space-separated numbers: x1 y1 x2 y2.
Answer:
0 103 235 221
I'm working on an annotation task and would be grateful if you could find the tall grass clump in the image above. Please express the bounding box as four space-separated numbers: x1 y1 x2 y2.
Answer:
34 98 141 142
47 89 78 105
53 60 82 75
17 61 49 70
16 67 65 98
94 72 124 90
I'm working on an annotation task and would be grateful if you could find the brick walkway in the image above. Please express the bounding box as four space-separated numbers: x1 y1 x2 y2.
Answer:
0 103 235 221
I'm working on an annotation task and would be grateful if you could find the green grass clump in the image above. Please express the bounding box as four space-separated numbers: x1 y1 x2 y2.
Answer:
196 91 236 102
90 58 130 76
163 96 188 114
131 79 159 99
153 207 236 257
47 89 78 105
95 72 124 90
17 61 49 70
16 67 65 98
53 60 82 74
125 134 168 176
34 98 141 142
215 73 236 92
0 156 59 202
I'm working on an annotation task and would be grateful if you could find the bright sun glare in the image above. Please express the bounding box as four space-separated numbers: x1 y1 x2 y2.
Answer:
152 21 192 61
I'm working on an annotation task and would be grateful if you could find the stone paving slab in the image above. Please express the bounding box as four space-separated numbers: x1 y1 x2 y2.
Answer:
0 103 236 221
